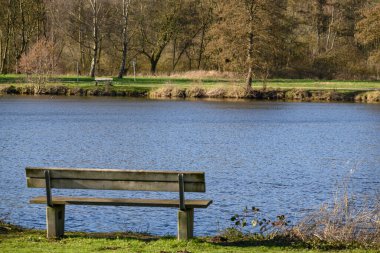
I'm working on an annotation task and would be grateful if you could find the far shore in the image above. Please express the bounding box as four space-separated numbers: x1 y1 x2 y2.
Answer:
0 74 379 103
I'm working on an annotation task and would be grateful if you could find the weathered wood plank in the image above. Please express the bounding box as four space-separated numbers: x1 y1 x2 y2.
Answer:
178 174 185 210
178 209 194 240
26 167 205 183
46 205 65 239
27 178 206 192
95 77 113 81
30 196 213 208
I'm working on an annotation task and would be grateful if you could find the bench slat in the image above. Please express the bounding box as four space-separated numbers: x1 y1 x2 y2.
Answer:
26 167 205 183
30 196 213 208
27 178 205 192
95 78 113 81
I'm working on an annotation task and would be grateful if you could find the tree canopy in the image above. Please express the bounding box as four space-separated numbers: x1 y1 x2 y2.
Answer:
0 0 379 82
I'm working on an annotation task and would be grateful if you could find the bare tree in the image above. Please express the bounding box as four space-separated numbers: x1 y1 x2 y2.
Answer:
244 0 258 89
0 0 46 74
136 0 181 75
117 0 132 79
89 0 100 77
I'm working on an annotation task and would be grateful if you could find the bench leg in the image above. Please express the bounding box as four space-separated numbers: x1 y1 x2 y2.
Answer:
46 205 65 239
177 208 194 240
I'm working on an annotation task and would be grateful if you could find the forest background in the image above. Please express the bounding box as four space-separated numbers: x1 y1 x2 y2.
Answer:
1 0 380 88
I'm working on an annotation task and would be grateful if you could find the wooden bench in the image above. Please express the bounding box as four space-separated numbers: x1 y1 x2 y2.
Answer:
94 77 113 86
25 167 212 240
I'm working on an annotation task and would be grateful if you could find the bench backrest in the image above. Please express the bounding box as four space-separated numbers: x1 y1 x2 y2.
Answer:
26 167 206 192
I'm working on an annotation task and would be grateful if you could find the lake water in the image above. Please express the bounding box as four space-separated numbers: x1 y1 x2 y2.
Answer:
0 96 379 236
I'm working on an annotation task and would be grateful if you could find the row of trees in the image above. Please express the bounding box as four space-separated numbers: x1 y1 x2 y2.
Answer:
0 0 380 86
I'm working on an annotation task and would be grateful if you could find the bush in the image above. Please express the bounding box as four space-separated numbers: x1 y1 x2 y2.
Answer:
149 85 185 98
225 85 249 98
185 86 206 98
206 87 227 98
355 91 380 103
19 39 58 84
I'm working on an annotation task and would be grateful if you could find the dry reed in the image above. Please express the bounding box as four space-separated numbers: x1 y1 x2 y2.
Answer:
185 86 206 97
291 191 380 248
224 84 249 98
148 85 185 98
355 91 380 103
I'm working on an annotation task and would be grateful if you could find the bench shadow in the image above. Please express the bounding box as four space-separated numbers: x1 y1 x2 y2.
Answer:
63 232 302 249
65 231 163 242
204 236 301 249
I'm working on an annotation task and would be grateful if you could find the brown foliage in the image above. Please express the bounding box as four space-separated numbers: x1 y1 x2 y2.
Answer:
1 0 379 79
19 39 58 84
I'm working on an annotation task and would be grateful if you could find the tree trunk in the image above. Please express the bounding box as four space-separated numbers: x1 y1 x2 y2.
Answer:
244 1 257 90
150 58 158 75
89 0 98 78
89 42 98 77
1 24 10 74
118 41 128 78
245 28 254 89
78 0 84 75
315 0 325 55
197 25 206 70
172 38 176 72
1 1 11 74
97 38 102 70
118 0 131 79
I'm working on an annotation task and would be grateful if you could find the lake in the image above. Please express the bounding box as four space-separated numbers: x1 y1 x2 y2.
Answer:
0 96 379 236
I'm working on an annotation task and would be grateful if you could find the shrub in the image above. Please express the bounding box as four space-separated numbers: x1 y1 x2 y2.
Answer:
185 86 206 98
225 85 249 98
285 89 310 100
206 87 227 98
149 85 175 98
355 91 380 103
19 39 58 84
6 85 18 94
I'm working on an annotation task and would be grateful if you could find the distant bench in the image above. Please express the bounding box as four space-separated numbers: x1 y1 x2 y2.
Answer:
25 167 212 240
94 77 113 86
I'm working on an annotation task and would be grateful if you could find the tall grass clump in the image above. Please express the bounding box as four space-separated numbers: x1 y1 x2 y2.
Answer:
225 84 250 98
355 91 380 103
218 169 380 250
185 85 206 98
0 218 22 234
149 85 185 98
291 190 380 248
206 86 227 98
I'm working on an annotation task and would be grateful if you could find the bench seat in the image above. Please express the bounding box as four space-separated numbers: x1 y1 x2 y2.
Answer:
30 196 212 208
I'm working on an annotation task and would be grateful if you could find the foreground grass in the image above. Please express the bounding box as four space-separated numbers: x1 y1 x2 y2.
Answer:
0 229 378 253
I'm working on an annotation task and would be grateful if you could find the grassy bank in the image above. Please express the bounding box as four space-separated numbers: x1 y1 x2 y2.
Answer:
0 74 379 102
0 227 378 253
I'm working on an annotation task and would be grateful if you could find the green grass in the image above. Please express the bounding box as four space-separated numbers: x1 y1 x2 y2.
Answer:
0 229 378 253
1 74 379 91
